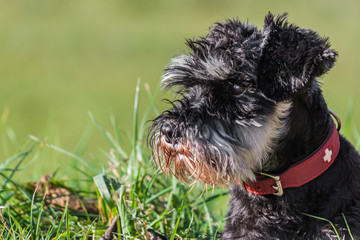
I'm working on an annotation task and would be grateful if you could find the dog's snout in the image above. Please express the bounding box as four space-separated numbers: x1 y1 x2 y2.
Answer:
161 123 173 143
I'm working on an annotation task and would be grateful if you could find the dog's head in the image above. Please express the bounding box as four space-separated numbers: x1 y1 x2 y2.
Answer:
149 13 337 186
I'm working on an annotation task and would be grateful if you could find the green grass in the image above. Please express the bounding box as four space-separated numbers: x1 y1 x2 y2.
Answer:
1 81 360 239
0 82 229 239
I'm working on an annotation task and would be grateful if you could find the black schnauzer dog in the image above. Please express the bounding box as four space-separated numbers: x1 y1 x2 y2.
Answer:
149 13 360 239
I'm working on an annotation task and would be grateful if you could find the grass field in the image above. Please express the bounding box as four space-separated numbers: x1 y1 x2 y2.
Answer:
1 81 359 239
1 82 230 239
1 0 360 238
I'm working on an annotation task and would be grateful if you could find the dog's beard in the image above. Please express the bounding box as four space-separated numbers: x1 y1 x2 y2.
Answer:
150 101 291 186
153 126 236 186
154 136 229 185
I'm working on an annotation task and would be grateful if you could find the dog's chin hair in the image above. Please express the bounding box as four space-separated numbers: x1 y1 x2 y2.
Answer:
154 136 234 186
200 100 292 184
152 101 292 186
231 101 292 182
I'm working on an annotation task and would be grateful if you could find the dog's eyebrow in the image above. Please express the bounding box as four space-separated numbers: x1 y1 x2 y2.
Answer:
161 54 233 89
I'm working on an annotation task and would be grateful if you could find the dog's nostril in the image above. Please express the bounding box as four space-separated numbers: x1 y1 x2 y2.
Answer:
161 123 173 142
161 123 172 136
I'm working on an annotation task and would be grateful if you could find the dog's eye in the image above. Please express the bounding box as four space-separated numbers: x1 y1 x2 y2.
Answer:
232 85 245 95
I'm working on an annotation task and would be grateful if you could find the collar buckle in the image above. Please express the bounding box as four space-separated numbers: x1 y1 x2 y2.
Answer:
260 172 283 196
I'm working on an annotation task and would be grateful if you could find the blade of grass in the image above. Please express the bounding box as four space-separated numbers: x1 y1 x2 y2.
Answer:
6 128 19 150
45 205 59 232
100 149 119 166
0 144 36 192
68 165 93 180
118 185 128 237
55 199 69 237
29 135 99 173
353 127 360 151
7 212 24 239
95 188 109 221
88 112 126 161
93 174 115 209
138 82 160 142
145 82 160 116
81 219 97 240
70 228 85 239
187 208 194 230
141 170 161 202
0 172 32 201
105 131 128 160
72 192 91 222
301 213 341 239
110 113 121 145
66 200 70 240
145 186 172 204
0 107 9 136
30 183 41 229
201 195 213 235
170 202 183 240
110 113 130 159
170 176 179 229
45 225 55 240
35 193 47 237
71 123 94 161
129 78 141 179
193 190 229 206
6 207 16 239
133 78 140 147
342 213 354 240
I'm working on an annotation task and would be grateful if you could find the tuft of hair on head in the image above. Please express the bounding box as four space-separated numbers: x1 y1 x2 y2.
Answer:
257 12 337 102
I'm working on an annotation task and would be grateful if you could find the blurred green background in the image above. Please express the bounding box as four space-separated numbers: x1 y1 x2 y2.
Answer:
1 0 359 181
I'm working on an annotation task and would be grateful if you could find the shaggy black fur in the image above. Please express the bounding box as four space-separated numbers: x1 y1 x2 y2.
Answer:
149 13 360 239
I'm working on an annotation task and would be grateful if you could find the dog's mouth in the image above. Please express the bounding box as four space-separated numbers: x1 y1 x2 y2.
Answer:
152 133 235 186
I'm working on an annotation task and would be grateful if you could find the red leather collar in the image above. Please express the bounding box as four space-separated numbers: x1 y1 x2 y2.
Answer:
243 118 340 196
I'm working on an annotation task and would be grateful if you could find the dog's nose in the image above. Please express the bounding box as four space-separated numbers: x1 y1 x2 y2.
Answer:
161 123 173 143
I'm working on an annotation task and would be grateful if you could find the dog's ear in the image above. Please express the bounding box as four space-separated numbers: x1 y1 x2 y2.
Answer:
257 13 337 101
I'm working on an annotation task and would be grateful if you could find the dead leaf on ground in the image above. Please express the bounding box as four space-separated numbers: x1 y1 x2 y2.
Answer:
28 174 99 215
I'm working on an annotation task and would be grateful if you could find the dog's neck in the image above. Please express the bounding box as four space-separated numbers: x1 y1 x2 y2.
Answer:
265 89 333 173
